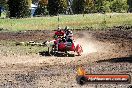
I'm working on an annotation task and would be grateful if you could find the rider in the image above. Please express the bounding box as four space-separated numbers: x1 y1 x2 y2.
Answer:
53 26 73 50
54 27 65 39
64 26 73 43
54 27 65 50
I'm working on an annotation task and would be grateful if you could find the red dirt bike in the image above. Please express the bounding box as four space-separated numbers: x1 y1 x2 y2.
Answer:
45 39 83 56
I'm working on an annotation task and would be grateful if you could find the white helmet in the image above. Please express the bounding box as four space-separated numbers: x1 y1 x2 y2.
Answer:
70 30 72 34
58 27 61 30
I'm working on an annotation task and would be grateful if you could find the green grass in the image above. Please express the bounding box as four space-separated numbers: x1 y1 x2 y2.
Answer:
0 13 132 31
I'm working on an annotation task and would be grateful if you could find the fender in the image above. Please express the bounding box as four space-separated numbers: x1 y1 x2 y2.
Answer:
75 44 83 56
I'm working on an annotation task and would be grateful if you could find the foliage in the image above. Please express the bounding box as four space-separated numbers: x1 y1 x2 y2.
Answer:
111 0 128 12
84 0 95 13
46 0 129 14
102 1 111 13
72 0 85 14
58 0 68 14
39 0 48 5
34 0 49 16
8 0 31 18
0 0 7 8
94 0 111 13
94 0 103 13
48 0 68 15
28 0 32 7
127 0 132 12
48 0 60 15
69 0 129 14
0 0 130 17
32 0 39 4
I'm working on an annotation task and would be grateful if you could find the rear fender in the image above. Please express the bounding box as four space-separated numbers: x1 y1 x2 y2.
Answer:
75 44 83 56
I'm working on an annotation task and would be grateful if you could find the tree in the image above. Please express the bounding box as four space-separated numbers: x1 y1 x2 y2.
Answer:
84 0 95 13
39 0 48 5
111 0 128 12
101 0 111 13
94 0 103 12
72 0 85 14
48 0 68 15
8 0 31 18
0 0 7 8
94 0 111 13
32 0 39 4
127 0 132 12
94 0 128 13
34 0 49 16
48 0 60 15
58 0 68 14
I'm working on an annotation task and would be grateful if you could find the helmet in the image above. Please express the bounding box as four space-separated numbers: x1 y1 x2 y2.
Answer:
70 30 72 34
58 27 61 31
65 26 69 30
58 27 61 30
67 29 72 34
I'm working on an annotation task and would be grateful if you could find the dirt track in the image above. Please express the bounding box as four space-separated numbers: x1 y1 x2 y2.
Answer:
0 26 132 88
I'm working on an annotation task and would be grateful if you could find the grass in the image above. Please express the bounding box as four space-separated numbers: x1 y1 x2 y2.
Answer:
0 13 132 31
0 40 48 55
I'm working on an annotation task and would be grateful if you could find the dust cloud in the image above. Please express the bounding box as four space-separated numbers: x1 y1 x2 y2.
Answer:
74 31 128 58
74 32 98 55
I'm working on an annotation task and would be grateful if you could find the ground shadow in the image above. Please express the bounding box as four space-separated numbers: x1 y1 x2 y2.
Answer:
39 51 75 57
39 51 51 56
97 56 132 63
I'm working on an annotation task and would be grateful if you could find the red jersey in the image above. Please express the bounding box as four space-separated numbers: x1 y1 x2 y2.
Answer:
55 31 64 37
